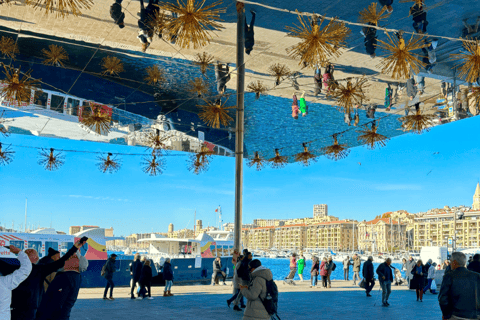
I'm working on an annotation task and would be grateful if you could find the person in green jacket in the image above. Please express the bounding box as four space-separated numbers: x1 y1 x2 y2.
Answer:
298 254 306 281
299 91 308 117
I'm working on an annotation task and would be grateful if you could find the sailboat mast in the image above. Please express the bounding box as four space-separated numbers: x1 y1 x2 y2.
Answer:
24 198 27 233
194 209 197 237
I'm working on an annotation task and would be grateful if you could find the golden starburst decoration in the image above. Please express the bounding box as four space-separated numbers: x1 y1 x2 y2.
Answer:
42 45 69 67
322 135 350 161
160 0 225 49
144 65 166 86
377 32 426 79
286 15 350 67
295 143 317 166
97 153 121 173
399 105 435 134
451 40 480 83
1 65 40 105
142 152 166 176
469 87 480 109
0 143 14 166
100 56 124 76
38 148 65 171
144 129 171 155
268 149 288 169
198 99 234 128
25 0 93 17
188 77 209 97
359 2 391 25
80 103 111 135
149 10 171 39
247 151 266 171
357 120 389 149
194 52 215 75
247 81 268 100
188 144 214 174
0 111 9 137
327 77 369 114
268 63 291 86
0 37 19 59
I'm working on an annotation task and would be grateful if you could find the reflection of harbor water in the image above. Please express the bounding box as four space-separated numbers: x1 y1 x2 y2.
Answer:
258 258 403 281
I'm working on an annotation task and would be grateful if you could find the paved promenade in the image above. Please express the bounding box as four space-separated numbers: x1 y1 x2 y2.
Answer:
71 281 442 319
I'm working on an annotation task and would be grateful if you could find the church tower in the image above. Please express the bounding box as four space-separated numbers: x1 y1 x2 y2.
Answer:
473 183 480 210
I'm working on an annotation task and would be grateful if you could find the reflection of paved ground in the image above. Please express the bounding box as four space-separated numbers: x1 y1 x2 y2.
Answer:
72 281 442 319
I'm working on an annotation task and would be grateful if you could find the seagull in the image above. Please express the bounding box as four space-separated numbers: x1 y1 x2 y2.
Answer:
427 170 432 175
358 162 362 166
433 152 440 155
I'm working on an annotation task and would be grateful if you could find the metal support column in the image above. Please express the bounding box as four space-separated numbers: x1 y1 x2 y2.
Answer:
234 3 245 253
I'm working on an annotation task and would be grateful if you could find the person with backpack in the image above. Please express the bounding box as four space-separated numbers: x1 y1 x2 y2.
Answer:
102 254 117 300
233 252 252 311
240 259 275 320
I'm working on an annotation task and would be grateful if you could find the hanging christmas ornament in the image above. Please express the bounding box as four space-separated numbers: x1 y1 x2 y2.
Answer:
0 36 19 59
451 40 480 83
142 152 166 176
322 135 350 161
38 148 65 171
357 120 389 149
0 65 40 105
376 32 425 79
188 144 214 174
268 63 291 86
188 77 209 97
194 52 215 75
25 0 93 17
247 81 268 100
469 87 480 109
399 104 435 134
0 142 14 166
100 56 124 76
286 15 350 67
42 45 69 67
358 2 391 25
268 149 288 169
144 65 165 86
144 129 172 155
160 0 225 49
247 151 266 171
149 10 171 39
198 99 234 128
327 77 369 114
97 153 121 173
295 143 317 166
80 103 111 135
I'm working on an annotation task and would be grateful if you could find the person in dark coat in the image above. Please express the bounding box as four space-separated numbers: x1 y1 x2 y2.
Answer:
36 251 88 320
110 0 125 29
10 239 86 320
439 252 480 320
103 254 117 300
362 256 375 297
376 258 394 306
139 260 153 299
215 62 230 95
378 0 393 13
362 22 377 58
467 254 480 273
314 66 322 96
411 259 425 302
245 10 256 55
410 3 428 34
130 254 143 299
406 77 417 101
37 248 60 293
163 258 174 296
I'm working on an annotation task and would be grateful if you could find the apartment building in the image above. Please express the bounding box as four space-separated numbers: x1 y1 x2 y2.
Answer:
313 204 328 218
357 218 407 252
244 226 275 250
253 219 287 227
305 220 358 251
273 224 306 250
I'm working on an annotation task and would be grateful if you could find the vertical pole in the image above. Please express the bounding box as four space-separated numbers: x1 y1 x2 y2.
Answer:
24 198 27 233
453 212 456 252
234 2 245 253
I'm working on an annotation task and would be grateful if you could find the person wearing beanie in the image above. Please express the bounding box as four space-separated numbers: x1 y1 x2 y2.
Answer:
110 0 125 29
240 259 273 320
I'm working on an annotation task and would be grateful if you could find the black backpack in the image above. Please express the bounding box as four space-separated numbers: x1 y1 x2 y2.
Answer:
261 279 280 319
332 263 337 271
238 261 250 282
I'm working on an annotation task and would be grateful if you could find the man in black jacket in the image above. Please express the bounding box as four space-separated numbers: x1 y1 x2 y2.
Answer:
110 0 125 29
439 252 480 320
376 258 394 307
362 256 374 297
10 239 86 320
467 254 480 273
130 254 143 299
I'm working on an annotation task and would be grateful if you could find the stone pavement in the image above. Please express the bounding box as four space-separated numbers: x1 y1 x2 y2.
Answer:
71 281 442 319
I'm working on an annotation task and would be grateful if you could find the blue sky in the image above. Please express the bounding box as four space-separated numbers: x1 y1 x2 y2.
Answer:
1 115 480 236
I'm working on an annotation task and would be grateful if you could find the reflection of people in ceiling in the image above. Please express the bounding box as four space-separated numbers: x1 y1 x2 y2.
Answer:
410 3 428 34
314 66 322 96
378 0 394 13
292 93 299 119
215 62 230 95
245 10 256 55
109 0 125 29
361 22 377 59
462 17 480 39
137 0 157 51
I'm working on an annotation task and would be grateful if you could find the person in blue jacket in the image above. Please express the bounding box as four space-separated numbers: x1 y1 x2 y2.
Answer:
163 258 174 297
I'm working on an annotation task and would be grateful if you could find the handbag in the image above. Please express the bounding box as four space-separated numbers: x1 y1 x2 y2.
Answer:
359 279 366 289
430 279 436 290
